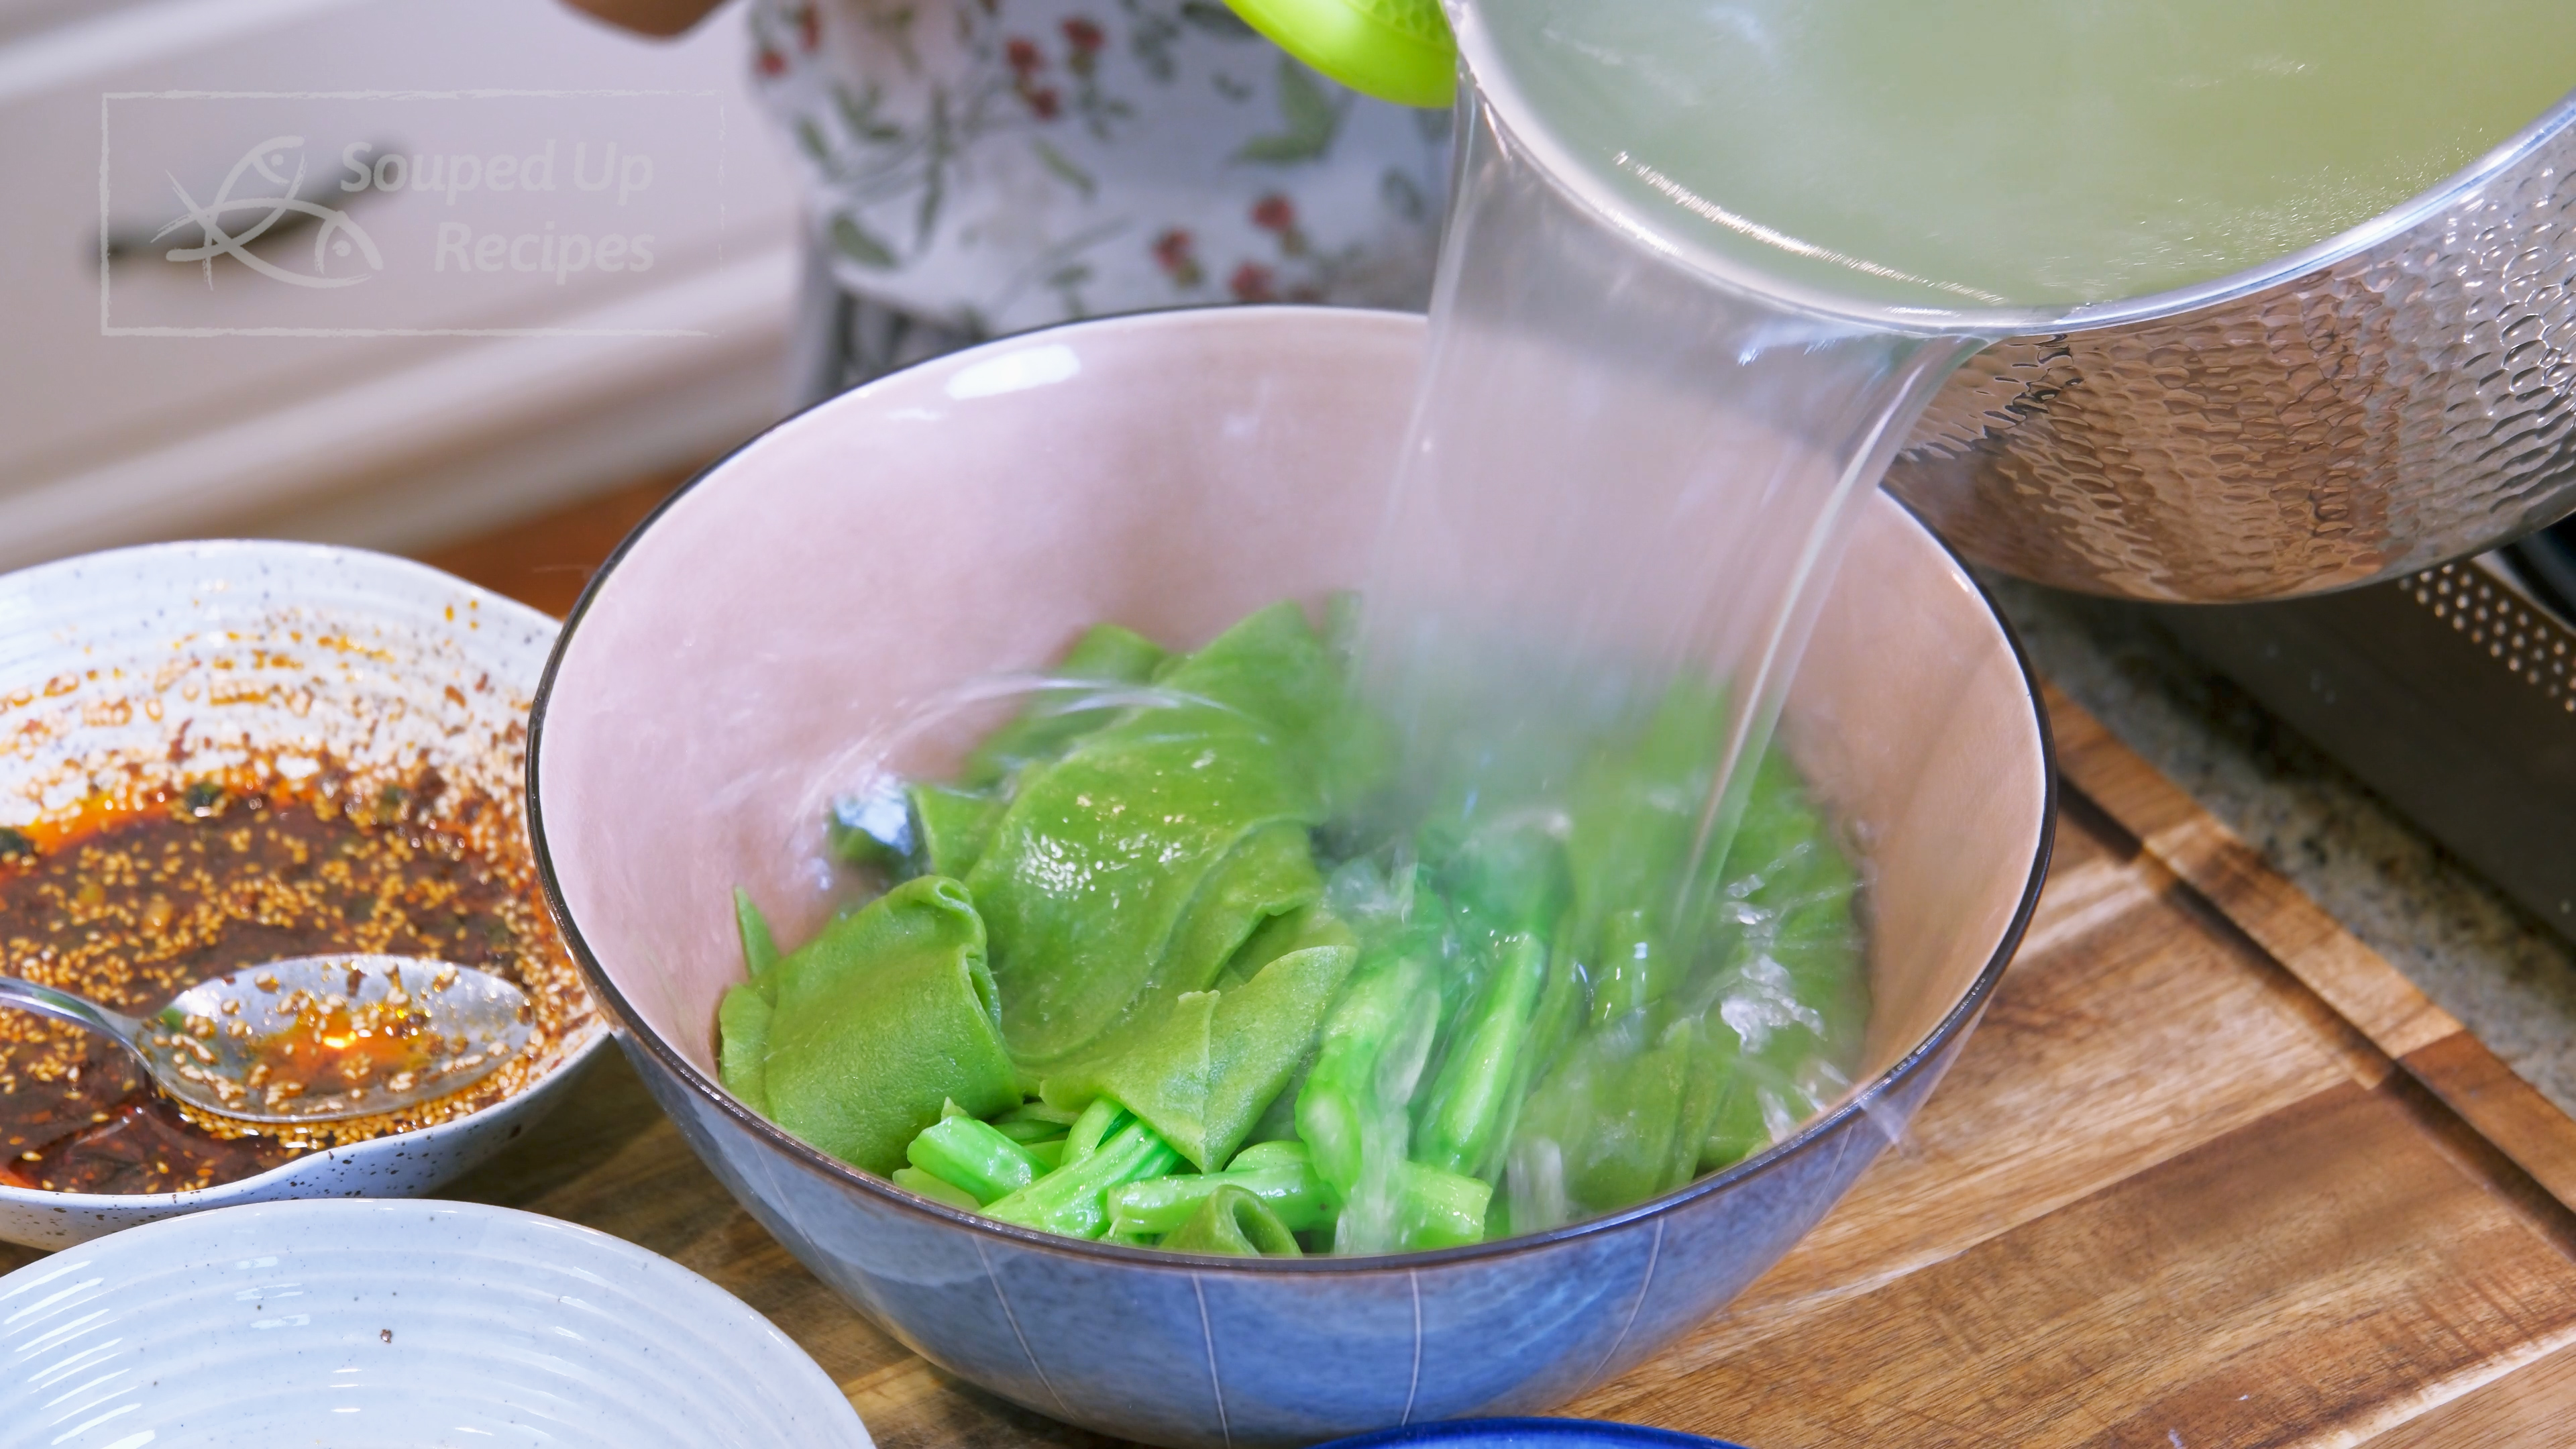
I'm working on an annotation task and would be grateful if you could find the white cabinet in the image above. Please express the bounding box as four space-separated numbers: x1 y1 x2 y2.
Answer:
0 0 802 567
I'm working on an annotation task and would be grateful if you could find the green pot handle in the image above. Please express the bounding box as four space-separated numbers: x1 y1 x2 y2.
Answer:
1224 0 1457 109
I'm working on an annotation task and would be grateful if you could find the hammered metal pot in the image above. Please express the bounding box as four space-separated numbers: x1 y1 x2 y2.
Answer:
1885 87 2576 602
1454 14 2576 605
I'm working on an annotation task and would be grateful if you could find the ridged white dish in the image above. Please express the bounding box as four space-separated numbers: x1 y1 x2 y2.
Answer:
0 1198 873 1449
0 541 610 1248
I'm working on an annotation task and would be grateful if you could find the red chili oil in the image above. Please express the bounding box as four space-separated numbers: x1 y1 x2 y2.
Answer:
237 970 466 1107
0 763 568 1195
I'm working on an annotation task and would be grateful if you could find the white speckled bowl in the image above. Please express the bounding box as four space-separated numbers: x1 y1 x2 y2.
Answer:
0 1197 873 1448
0 541 610 1249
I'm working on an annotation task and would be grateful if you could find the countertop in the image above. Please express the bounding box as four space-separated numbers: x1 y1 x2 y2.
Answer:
1990 574 2576 1120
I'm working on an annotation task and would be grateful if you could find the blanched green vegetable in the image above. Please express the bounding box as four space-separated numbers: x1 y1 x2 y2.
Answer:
1106 1140 1335 1238
998 1099 1081 1130
718 875 1019 1175
906 783 1006 879
1162 1185 1303 1256
1505 1020 1724 1227
1297 945 1439 1203
1589 908 1675 1030
829 625 1168 875
1395 1161 1493 1252
1412 930 1546 1179
1725 749 1870 1046
984 1112 1183 1238
1297 927 1446 1256
735 887 782 976
720 600 1869 1256
1026 825 1331 1104
1227 1139 1311 1171
1561 680 1727 987
1424 813 1566 936
717 979 775 1116
906 1114 1048 1204
1159 825 1329 1006
891 1166 981 1211
718 889 786 1110
1061 1095 1127 1163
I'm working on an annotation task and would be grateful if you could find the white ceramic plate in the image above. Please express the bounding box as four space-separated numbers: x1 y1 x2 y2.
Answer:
0 1197 874 1448
0 541 610 1248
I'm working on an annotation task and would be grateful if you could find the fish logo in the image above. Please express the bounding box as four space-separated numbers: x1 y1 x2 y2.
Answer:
155 134 383 288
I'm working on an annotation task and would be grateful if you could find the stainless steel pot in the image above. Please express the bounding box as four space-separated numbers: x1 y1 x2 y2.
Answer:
1886 87 2576 602
1455 6 2576 605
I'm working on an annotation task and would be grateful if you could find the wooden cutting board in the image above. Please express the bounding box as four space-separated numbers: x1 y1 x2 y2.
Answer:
454 690 2576 1449
11 492 2576 1446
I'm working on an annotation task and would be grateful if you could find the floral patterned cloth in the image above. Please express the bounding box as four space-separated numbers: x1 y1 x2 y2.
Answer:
749 0 1453 338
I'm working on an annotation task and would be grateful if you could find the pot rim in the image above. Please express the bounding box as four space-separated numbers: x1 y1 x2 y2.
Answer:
1452 18 2576 340
526 305 2061 1276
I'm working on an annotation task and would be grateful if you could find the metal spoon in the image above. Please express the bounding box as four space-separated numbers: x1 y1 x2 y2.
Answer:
0 955 533 1125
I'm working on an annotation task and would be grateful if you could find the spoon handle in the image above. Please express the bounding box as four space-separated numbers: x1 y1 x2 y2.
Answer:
0 974 148 1053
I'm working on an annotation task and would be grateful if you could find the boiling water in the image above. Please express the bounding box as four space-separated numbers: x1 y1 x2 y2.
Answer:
1366 0 2576 890
1353 101 1974 922
1355 4 2576 1162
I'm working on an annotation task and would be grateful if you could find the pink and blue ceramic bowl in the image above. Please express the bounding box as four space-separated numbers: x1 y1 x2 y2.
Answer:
527 307 2054 1448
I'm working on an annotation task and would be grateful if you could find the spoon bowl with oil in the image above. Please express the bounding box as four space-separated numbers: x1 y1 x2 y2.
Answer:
0 955 533 1125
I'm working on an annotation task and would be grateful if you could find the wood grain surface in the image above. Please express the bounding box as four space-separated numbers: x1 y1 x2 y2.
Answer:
10 487 2576 1448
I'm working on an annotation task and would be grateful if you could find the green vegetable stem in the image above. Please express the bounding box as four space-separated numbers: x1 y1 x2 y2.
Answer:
1411 929 1547 1179
734 887 782 976
1397 1161 1492 1251
906 1114 1049 1204
991 1116 1072 1145
1503 1016 1727 1232
718 888 787 1109
890 1166 981 1212
1297 947 1427 1188
1061 1095 1128 1163
1297 945 1442 1254
1559 680 1727 987
1588 908 1675 1030
1106 1140 1335 1238
1161 1185 1305 1256
998 1099 1081 1129
984 1113 1184 1238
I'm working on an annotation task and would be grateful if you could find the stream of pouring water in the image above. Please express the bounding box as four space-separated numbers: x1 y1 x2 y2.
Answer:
1354 89 1979 922
1358 0 2576 922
